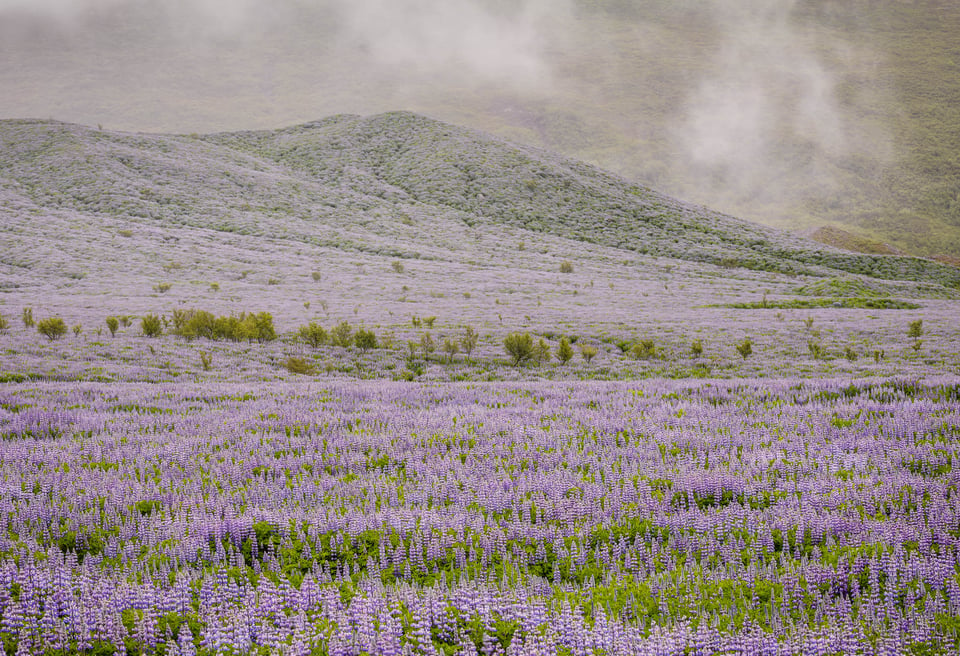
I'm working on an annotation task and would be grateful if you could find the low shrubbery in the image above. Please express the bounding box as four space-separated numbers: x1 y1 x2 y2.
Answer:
37 317 67 341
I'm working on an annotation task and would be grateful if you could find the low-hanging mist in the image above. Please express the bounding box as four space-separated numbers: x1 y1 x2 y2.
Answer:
1 0 958 257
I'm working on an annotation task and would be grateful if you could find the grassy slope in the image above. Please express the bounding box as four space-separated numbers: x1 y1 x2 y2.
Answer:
2 113 958 290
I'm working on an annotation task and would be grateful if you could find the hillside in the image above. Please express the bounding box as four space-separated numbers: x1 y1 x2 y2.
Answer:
1 1 958 257
1 112 959 384
2 113 956 289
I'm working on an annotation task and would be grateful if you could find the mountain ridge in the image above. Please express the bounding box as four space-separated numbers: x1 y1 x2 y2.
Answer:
2 112 958 294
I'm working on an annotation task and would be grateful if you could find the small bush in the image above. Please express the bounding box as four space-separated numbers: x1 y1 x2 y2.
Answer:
106 316 119 337
154 282 172 293
504 332 534 366
141 314 163 338
908 319 923 340
691 340 703 357
534 338 551 365
844 346 858 361
284 357 317 375
631 340 656 360
559 260 574 274
72 324 82 337
331 321 353 348
311 272 322 282
736 338 753 360
299 322 328 348
37 317 67 341
808 340 824 360
460 326 479 358
423 316 437 328
200 352 213 371
556 337 573 364
355 328 377 353
0 314 8 332
419 333 436 357
22 307 34 328
392 261 405 274
580 344 598 363
442 338 459 363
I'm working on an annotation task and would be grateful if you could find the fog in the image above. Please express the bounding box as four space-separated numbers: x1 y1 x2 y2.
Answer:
0 0 896 229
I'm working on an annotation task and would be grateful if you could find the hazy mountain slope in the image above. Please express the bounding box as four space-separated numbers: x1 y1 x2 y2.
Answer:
2 113 958 296
207 112 958 285
1 1 957 257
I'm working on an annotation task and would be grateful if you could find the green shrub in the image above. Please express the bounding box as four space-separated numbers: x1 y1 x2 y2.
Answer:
844 346 858 361
37 317 67 341
243 312 276 343
311 271 322 282
331 321 353 348
691 340 703 357
105 316 119 337
631 340 656 360
460 325 479 358
141 314 163 338
580 344 598 363
200 352 213 371
72 324 82 337
504 332 534 366
22 307 34 328
284 357 317 375
154 282 172 293
908 319 924 340
423 316 437 328
560 260 574 273
355 328 378 353
534 338 551 365
171 309 216 340
298 322 328 348
557 337 573 364
391 261 405 273
808 340 824 360
442 338 459 363
419 333 436 357
736 338 753 360
0 314 8 332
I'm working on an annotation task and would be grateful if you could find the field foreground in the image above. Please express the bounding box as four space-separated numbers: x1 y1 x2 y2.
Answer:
1 378 959 655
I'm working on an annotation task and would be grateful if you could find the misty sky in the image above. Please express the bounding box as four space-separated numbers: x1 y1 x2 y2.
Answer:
0 0 898 230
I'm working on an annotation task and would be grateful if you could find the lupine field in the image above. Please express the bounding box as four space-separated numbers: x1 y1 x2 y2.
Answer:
3 114 960 655
1 378 959 655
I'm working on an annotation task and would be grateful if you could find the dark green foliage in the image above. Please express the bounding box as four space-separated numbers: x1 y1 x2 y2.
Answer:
21 307 34 328
557 337 574 364
0 314 7 332
631 339 656 360
284 357 317 375
908 319 924 340
504 332 534 366
736 338 753 360
37 317 67 341
141 314 163 337
559 260 574 273
105 316 119 337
